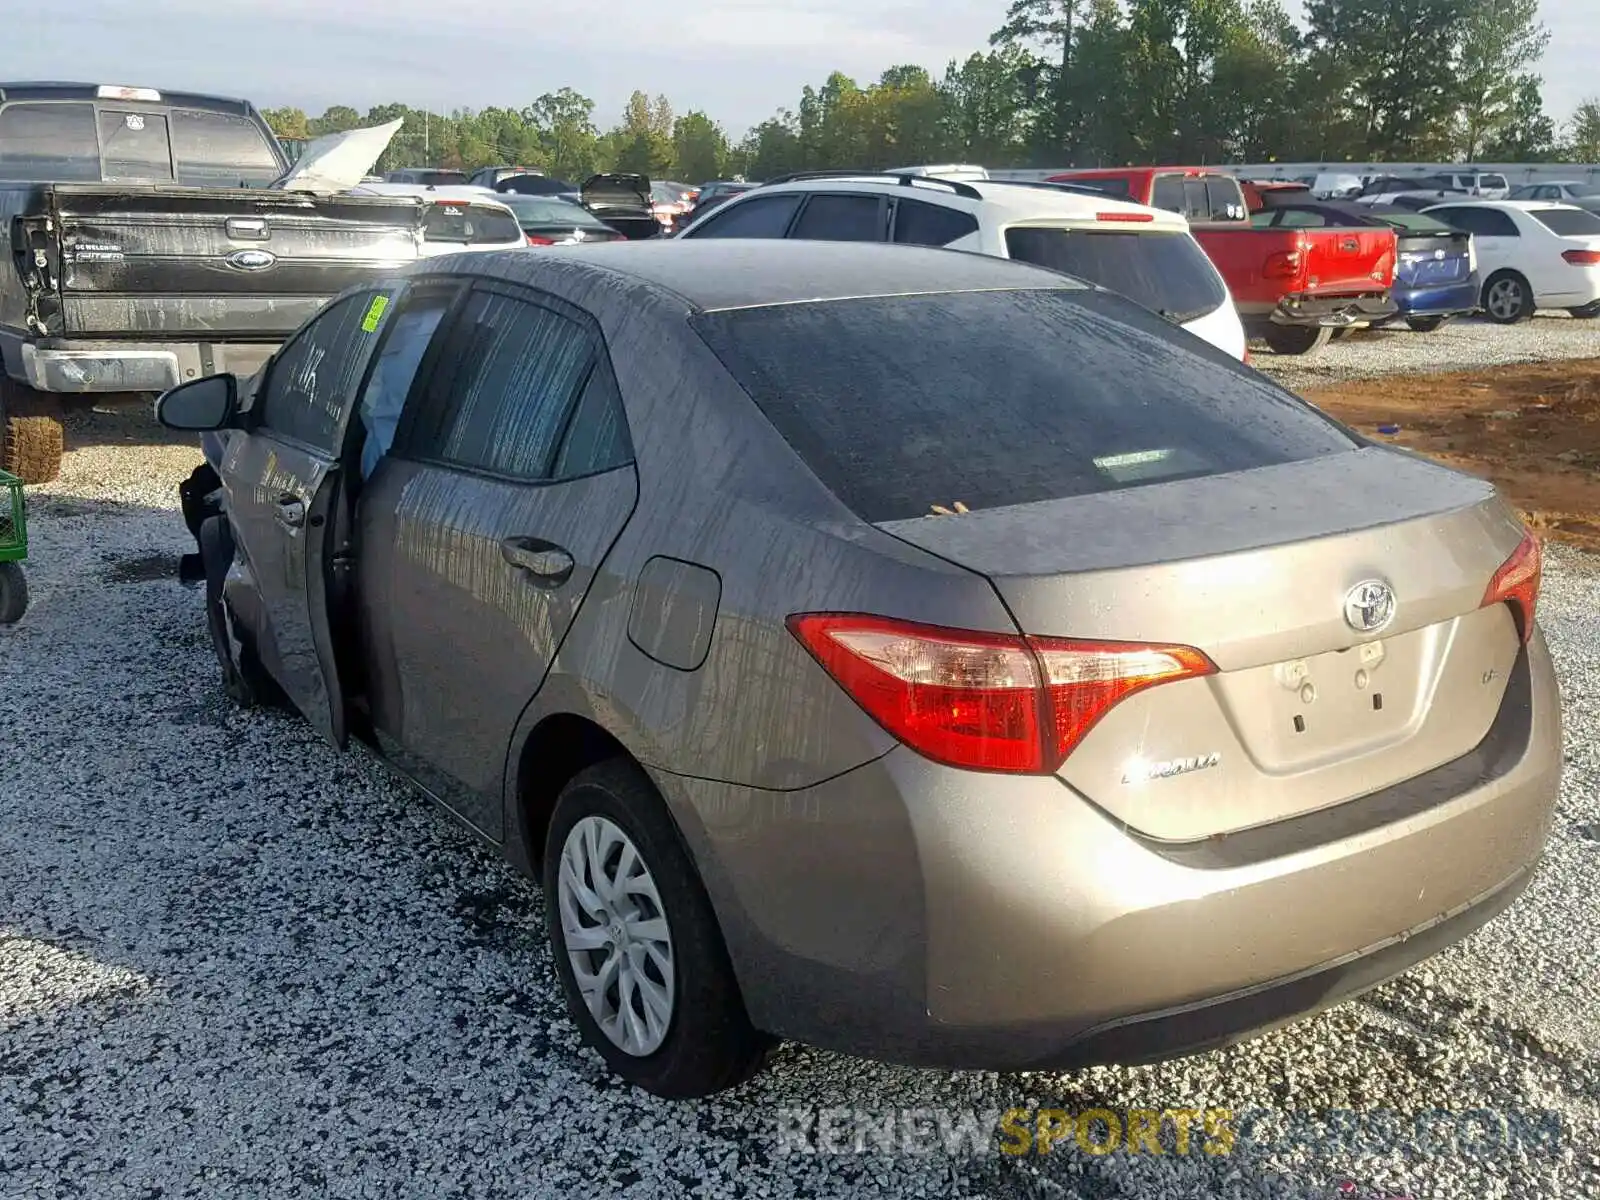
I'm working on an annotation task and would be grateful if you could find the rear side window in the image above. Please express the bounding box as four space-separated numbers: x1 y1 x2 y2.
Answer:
552 364 633 479
1004 228 1227 324
790 194 884 241
893 198 979 246
412 290 596 480
98 110 172 182
171 110 281 186
422 203 523 245
258 290 392 452
1433 207 1519 237
0 102 101 181
687 193 801 237
1531 208 1600 237
692 289 1355 523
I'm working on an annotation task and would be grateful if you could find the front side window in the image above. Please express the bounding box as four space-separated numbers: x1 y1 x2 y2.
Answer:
410 290 596 480
257 290 394 452
98 109 172 182
685 193 802 238
0 102 101 181
357 288 458 479
693 288 1355 523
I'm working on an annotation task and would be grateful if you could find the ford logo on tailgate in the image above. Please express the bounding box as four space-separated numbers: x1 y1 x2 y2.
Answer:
225 249 277 272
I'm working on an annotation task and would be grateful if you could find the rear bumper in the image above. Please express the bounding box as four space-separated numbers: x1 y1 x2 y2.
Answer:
1267 292 1399 328
656 632 1561 1071
16 338 277 394
1391 278 1479 318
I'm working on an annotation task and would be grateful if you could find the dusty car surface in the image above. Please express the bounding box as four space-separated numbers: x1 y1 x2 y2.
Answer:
157 239 1560 1100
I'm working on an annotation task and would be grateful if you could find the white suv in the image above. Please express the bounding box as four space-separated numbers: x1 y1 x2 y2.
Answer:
673 172 1248 360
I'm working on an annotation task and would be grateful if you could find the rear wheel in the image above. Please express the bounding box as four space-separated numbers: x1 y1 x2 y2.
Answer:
544 759 772 1098
1262 325 1334 357
1406 315 1451 333
1482 272 1535 324
0 562 28 624
1568 303 1600 320
0 379 66 485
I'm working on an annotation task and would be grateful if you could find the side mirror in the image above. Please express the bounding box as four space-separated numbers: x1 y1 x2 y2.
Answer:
155 373 238 431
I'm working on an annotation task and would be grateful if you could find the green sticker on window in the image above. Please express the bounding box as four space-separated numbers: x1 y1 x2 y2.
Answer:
360 294 390 333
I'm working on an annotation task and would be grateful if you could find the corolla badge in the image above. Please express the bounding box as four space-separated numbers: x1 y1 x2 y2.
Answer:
1344 579 1396 634
225 248 277 272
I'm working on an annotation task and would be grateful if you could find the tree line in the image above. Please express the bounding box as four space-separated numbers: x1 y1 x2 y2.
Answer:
263 0 1600 185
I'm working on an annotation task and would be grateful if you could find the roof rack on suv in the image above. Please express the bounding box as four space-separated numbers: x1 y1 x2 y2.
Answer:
980 179 1126 199
758 171 984 200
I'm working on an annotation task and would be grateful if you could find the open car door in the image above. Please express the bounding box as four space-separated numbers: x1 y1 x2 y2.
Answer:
220 285 402 747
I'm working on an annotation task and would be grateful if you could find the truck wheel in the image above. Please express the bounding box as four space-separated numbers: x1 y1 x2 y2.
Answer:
1482 272 1535 324
1262 326 1334 357
0 379 66 485
1406 316 1451 333
0 562 27 624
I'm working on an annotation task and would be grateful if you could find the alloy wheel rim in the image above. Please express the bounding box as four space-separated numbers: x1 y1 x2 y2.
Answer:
1488 279 1521 319
557 815 676 1057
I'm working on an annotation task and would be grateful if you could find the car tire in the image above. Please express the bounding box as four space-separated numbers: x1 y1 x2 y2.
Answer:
199 514 283 709
1568 304 1600 320
1262 325 1334 357
0 561 28 624
543 759 773 1099
1482 272 1535 324
0 379 66 485
1406 315 1451 333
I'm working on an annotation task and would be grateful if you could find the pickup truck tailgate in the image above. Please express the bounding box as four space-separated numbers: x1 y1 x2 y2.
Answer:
1303 227 1397 293
30 186 421 339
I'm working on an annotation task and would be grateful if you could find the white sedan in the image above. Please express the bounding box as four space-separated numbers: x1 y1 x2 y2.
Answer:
1423 200 1600 323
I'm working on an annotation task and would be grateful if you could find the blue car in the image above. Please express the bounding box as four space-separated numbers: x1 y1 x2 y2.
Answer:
1250 199 1478 332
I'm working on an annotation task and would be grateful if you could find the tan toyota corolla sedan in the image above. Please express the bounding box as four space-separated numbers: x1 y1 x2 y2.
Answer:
159 240 1561 1098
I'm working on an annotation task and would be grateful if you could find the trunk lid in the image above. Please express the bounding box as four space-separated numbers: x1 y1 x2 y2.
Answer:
1300 226 1397 292
43 185 421 338
1395 228 1473 287
581 173 652 214
878 447 1529 840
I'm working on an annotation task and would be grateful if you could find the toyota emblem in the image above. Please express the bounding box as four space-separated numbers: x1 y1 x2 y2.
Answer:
1343 579 1396 634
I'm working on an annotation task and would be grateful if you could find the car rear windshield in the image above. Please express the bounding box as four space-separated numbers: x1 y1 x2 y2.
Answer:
1004 227 1226 324
1381 212 1455 233
422 203 524 243
1531 207 1600 237
0 100 280 185
499 194 609 229
692 289 1357 523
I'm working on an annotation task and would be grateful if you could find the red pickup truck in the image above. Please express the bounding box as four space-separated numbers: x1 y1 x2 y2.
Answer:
1048 167 1398 355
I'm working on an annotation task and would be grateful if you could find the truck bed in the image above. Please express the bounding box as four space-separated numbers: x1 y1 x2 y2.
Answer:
2 183 422 343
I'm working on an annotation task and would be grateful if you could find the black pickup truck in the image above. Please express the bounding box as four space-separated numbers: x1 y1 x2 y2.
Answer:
0 82 424 482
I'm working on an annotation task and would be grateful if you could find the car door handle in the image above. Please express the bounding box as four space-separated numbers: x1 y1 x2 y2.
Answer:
274 496 306 529
500 537 574 586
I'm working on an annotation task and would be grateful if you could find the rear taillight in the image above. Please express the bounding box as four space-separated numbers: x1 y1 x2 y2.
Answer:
526 234 555 246
1242 348 1254 366
1561 248 1600 266
787 614 1215 774
1481 531 1542 644
1263 249 1303 278
1096 211 1155 223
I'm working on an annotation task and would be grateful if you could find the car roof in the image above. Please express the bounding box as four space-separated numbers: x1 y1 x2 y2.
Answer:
740 175 1189 229
446 239 1091 313
1426 198 1571 211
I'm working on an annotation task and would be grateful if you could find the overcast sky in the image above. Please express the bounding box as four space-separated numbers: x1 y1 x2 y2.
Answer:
19 0 1598 137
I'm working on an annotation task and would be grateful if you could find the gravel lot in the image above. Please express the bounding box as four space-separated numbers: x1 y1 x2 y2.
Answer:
3 416 1599 1200
1253 312 1600 393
